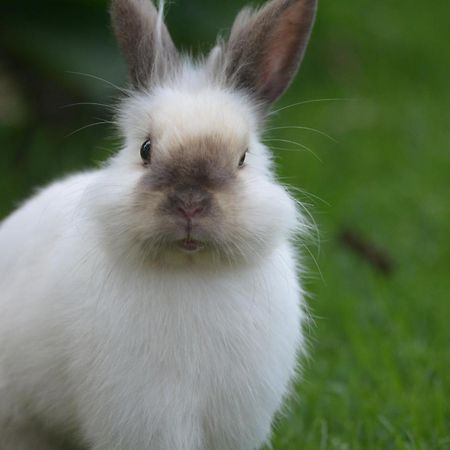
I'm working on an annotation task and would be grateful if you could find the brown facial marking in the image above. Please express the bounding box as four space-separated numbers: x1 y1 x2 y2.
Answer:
138 135 239 226
144 135 236 192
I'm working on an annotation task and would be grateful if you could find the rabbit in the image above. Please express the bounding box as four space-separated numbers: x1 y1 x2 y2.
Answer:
0 0 317 449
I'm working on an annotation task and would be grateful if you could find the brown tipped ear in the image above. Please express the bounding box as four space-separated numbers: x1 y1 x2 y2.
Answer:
111 0 178 89
225 0 317 107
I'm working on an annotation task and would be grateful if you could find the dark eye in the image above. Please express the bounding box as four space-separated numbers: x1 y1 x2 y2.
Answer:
238 151 247 168
140 139 152 164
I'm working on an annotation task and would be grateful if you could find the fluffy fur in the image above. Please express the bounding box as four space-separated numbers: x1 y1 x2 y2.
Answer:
0 0 317 449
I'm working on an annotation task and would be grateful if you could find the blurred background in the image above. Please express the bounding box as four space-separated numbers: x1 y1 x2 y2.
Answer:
0 0 449 448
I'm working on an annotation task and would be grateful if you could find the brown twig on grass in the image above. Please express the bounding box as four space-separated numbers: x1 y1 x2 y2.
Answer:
339 228 395 276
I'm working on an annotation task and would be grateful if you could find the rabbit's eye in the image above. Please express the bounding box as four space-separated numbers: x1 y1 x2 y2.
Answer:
140 139 152 164
238 151 247 168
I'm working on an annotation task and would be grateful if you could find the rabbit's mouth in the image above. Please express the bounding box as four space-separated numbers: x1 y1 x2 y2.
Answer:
177 238 204 253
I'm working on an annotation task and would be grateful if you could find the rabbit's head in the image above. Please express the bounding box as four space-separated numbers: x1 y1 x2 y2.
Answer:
93 0 316 267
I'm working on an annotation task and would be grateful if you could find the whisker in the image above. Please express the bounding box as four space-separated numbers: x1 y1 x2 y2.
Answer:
271 97 355 115
295 201 321 251
300 241 325 284
269 146 306 153
265 126 338 143
284 185 331 207
66 71 132 96
264 138 322 162
60 102 117 111
66 121 115 138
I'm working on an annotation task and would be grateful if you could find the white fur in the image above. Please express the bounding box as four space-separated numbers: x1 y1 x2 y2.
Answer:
0 50 307 450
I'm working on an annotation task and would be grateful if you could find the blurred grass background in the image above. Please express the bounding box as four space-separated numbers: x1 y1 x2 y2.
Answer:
0 0 449 449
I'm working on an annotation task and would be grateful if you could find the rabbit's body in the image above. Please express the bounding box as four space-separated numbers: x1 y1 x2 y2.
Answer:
0 0 317 448
0 172 302 450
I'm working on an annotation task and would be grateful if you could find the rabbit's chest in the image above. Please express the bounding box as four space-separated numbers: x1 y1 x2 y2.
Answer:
90 261 301 395
73 249 303 448
102 282 291 384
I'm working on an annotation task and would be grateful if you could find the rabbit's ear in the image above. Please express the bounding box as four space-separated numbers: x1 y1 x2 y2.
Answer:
111 0 178 89
225 0 317 108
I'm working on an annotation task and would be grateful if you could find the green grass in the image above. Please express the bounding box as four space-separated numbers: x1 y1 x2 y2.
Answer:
266 2 450 448
1 0 449 449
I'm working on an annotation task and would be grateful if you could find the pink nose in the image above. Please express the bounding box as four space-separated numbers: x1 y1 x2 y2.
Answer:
168 188 211 220
176 205 204 220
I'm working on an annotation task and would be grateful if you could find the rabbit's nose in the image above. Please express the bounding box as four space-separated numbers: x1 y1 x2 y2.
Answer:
176 205 204 220
168 188 211 220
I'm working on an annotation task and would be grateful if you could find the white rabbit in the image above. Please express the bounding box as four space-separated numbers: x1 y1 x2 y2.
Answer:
0 0 317 448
